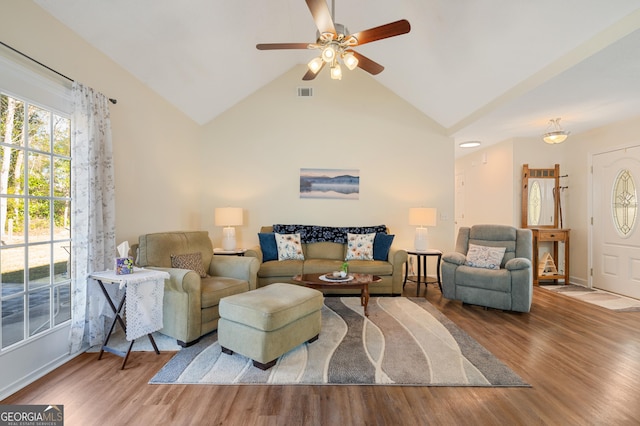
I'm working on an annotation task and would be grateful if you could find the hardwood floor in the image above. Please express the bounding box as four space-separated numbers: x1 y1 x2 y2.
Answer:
3 285 640 425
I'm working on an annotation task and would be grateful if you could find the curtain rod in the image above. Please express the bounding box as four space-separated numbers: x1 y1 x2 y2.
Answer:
0 41 117 104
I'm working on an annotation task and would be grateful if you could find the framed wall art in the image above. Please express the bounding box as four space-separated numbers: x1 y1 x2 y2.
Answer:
300 168 360 200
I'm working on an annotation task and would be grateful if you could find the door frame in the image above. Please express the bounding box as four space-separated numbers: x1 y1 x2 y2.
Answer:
588 141 640 290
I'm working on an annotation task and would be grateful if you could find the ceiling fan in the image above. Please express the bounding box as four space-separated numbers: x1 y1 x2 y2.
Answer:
256 0 411 80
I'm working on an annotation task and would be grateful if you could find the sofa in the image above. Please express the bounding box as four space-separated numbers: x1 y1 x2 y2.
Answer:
245 225 408 295
131 231 260 346
441 224 533 312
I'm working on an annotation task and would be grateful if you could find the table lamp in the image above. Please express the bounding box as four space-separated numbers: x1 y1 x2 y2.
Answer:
215 207 243 251
409 207 437 251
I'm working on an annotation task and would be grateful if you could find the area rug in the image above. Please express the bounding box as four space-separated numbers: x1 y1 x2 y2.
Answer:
149 297 529 386
541 284 640 312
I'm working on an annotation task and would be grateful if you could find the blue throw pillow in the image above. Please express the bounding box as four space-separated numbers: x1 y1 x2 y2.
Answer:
258 233 278 262
373 233 394 261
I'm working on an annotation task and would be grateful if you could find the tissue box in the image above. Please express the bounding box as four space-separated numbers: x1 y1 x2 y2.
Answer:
115 257 134 275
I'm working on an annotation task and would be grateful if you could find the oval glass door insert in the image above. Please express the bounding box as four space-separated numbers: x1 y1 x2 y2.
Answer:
612 169 638 237
528 180 542 226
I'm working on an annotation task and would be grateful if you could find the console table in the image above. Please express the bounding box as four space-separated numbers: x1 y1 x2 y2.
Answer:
531 228 570 285
90 268 169 369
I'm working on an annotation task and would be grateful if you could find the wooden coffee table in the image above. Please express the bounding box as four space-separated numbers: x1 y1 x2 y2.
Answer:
292 273 381 317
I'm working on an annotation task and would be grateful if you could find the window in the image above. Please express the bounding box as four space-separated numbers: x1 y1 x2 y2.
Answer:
1 93 71 349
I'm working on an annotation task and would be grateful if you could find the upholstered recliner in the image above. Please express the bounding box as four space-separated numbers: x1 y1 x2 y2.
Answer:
441 225 533 312
132 231 260 346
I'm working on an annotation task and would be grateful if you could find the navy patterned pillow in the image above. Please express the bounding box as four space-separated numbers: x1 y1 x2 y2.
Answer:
272 224 387 244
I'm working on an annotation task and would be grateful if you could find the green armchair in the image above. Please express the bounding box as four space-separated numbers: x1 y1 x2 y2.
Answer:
441 224 533 312
132 231 259 346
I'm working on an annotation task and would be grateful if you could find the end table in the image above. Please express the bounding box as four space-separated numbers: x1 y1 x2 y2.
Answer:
403 249 442 296
213 248 247 256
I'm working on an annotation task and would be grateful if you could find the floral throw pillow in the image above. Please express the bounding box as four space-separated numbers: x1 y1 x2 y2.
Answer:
345 233 375 260
465 244 506 270
171 252 208 277
275 233 305 260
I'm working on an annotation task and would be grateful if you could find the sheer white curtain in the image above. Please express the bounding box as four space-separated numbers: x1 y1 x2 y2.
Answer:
68 82 116 353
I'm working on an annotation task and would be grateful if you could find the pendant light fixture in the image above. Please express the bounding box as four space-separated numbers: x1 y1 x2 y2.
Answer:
543 118 570 144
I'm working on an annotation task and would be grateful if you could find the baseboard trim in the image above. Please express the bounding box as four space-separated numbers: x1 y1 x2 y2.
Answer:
0 351 83 401
570 275 587 287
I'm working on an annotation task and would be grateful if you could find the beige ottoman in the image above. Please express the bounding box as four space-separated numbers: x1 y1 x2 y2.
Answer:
218 283 323 370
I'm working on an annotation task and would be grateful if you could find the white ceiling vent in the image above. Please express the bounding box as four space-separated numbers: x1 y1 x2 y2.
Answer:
297 87 313 97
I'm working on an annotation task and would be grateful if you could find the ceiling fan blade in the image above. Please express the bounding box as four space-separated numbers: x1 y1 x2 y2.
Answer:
302 62 326 80
348 50 384 75
256 43 310 50
350 19 411 46
305 0 336 35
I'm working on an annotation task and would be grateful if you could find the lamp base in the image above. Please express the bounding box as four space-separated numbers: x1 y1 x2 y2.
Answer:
414 227 429 252
222 227 236 251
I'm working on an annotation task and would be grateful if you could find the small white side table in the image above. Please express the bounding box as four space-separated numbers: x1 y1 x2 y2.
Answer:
90 268 169 369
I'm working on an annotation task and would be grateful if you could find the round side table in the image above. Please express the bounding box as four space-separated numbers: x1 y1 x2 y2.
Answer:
213 248 247 256
403 249 442 296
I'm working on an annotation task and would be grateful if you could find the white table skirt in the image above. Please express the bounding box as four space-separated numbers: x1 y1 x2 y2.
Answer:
90 268 169 341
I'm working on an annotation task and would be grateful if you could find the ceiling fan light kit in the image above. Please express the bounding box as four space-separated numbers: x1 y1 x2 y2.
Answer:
321 44 336 62
543 118 570 144
342 52 358 70
306 24 358 79
330 63 342 80
257 0 410 81
307 57 324 73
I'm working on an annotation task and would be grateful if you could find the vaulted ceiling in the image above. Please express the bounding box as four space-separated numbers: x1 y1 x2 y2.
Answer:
34 0 640 156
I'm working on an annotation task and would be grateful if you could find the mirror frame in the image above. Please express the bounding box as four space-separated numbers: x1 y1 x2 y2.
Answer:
521 164 560 229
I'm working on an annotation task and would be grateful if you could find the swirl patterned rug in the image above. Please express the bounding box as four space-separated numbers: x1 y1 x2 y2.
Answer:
149 297 529 386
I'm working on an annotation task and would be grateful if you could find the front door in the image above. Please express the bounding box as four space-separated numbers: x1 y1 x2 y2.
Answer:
592 145 640 299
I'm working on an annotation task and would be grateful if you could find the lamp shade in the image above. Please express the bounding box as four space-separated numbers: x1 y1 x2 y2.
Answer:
307 57 323 73
322 45 336 62
330 63 342 80
342 52 359 70
214 207 243 227
409 208 437 227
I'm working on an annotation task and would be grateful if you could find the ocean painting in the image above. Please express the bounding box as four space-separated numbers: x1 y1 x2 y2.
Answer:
300 168 360 200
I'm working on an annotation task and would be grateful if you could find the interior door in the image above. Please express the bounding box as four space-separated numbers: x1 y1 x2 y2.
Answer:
592 146 640 299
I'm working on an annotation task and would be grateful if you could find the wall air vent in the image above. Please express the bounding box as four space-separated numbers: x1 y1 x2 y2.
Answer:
297 87 313 97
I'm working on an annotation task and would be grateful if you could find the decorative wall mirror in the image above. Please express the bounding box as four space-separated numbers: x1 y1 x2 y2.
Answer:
521 164 560 228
